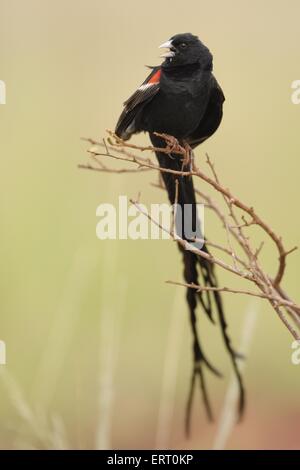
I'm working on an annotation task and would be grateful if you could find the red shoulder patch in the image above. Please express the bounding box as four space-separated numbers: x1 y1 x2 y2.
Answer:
148 69 161 84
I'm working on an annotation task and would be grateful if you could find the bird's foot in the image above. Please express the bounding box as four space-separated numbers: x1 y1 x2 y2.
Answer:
182 142 193 171
153 132 180 155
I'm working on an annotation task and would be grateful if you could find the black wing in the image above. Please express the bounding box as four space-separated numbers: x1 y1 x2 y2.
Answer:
115 67 161 140
187 78 225 148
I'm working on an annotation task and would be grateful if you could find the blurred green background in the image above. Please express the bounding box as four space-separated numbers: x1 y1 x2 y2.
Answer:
0 0 299 449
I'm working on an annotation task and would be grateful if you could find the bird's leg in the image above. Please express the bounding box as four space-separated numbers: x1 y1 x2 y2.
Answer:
154 133 180 157
182 141 193 171
190 150 196 171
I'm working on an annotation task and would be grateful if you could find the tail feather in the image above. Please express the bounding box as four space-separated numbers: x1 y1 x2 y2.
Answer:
150 133 244 434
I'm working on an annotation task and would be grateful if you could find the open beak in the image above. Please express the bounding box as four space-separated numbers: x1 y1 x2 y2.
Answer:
159 40 175 58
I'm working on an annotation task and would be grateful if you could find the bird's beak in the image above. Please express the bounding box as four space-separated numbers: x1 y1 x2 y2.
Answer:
159 40 175 58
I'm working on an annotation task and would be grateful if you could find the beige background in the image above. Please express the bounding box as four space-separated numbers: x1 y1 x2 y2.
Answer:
0 0 299 449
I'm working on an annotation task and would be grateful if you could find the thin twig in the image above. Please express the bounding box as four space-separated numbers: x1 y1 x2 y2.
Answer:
80 132 300 342
166 280 298 309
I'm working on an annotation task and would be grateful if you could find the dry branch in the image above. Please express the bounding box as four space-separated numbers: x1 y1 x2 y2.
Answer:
80 131 300 342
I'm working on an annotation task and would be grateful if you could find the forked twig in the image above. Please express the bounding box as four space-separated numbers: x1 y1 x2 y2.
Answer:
80 132 300 340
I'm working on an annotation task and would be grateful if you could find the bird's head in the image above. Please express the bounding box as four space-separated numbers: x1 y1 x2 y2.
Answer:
159 33 213 70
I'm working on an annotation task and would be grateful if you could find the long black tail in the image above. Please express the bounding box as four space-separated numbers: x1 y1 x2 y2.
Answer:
150 133 245 435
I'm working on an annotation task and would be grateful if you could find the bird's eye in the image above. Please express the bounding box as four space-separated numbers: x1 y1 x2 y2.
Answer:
180 43 187 49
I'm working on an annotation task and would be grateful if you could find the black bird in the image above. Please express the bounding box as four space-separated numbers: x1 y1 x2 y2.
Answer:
115 33 244 432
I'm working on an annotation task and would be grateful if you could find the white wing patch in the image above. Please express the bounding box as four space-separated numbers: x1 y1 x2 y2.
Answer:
138 83 156 91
